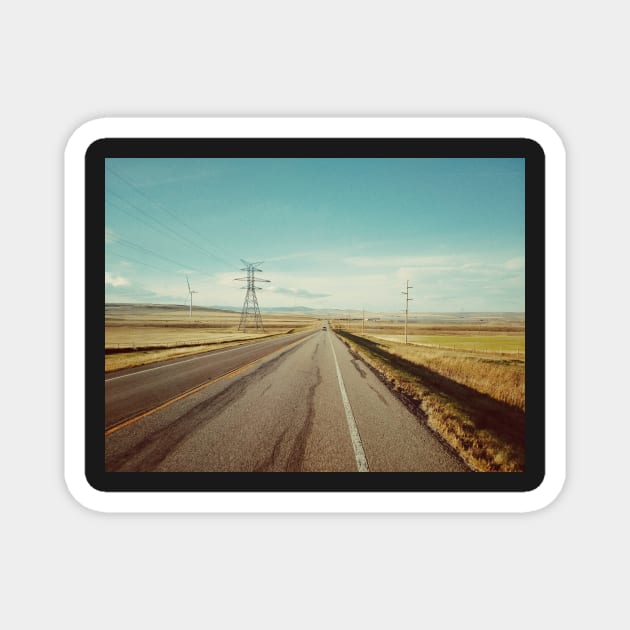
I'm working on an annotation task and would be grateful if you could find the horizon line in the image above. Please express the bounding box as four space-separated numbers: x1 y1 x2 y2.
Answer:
105 301 524 315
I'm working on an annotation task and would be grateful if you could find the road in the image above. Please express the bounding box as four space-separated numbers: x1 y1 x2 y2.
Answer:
105 326 469 472
105 330 316 430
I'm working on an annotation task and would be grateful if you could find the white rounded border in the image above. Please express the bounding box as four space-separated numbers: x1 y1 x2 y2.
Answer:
64 117 565 513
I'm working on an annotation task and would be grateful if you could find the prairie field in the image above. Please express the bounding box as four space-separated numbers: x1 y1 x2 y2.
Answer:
105 303 319 372
370 333 523 354
334 323 525 472
332 316 525 356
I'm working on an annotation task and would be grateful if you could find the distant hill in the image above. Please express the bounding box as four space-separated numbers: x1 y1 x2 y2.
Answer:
105 303 240 314
105 302 524 322
258 306 315 313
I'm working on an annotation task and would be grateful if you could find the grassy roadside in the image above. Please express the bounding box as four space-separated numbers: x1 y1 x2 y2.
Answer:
334 329 525 472
369 333 524 355
105 329 307 373
105 305 321 372
106 338 256 373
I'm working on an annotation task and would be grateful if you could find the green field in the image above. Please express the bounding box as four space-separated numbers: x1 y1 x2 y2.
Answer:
372 333 524 354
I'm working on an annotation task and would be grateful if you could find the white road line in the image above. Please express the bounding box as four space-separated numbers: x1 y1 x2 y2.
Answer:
328 332 369 472
105 332 308 382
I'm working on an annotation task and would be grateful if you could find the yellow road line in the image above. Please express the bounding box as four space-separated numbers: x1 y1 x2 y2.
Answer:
105 333 313 437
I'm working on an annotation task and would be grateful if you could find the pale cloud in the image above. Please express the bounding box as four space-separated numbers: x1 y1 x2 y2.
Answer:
268 286 331 299
105 272 130 287
265 252 315 262
395 265 458 282
344 255 453 269
216 271 244 287
265 249 338 263
118 259 523 312
504 256 525 271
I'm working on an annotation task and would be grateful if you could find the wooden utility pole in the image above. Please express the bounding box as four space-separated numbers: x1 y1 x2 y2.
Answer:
402 280 413 344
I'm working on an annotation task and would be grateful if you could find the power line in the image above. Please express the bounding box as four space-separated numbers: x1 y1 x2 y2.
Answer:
107 195 189 247
111 236 215 277
106 187 230 263
105 251 174 274
106 164 237 268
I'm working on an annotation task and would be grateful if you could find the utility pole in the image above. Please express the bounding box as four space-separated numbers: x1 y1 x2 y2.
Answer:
362 307 365 334
402 280 413 344
234 259 270 331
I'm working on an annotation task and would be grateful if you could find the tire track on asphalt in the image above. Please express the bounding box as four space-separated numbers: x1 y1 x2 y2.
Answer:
106 340 311 471
106 331 316 435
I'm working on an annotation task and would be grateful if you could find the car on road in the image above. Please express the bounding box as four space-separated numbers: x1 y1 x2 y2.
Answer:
322 326 327 330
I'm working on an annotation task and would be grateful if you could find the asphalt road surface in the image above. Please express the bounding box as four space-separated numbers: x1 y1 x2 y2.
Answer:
105 326 469 472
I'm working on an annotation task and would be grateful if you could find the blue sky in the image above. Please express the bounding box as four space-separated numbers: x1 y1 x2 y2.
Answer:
105 157 525 312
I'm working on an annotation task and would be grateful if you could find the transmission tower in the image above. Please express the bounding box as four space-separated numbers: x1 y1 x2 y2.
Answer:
234 259 270 331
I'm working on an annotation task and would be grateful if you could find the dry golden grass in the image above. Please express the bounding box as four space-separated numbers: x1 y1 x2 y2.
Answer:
371 333 524 355
105 304 319 372
379 340 526 411
334 328 525 472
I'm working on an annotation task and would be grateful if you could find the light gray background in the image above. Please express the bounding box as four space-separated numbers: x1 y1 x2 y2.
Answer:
2 1 626 628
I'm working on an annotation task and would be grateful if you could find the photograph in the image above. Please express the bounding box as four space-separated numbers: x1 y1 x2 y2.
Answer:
103 155 527 476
